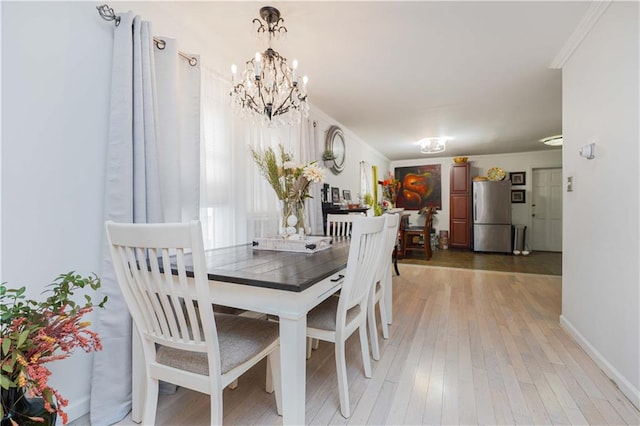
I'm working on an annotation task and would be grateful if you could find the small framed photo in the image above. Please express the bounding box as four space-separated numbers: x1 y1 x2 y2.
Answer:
331 187 341 204
511 189 526 204
342 190 351 201
509 171 526 186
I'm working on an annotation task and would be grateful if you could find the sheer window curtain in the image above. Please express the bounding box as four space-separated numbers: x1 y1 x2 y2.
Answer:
199 68 248 248
91 12 200 425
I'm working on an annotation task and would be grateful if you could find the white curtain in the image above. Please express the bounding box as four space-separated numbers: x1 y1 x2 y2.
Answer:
91 13 200 425
199 68 248 248
360 160 373 202
298 119 323 235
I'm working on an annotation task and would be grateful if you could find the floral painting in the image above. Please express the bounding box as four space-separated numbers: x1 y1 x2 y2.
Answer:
394 164 442 210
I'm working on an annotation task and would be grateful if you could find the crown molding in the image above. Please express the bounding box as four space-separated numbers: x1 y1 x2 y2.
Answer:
549 1 612 69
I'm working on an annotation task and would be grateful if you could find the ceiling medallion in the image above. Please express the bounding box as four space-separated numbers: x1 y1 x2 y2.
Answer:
230 6 309 127
419 137 447 154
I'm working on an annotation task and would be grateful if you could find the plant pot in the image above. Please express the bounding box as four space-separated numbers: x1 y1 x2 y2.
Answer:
1 387 57 426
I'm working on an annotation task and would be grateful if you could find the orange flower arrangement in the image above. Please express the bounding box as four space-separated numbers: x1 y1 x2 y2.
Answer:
378 172 400 206
1 272 107 424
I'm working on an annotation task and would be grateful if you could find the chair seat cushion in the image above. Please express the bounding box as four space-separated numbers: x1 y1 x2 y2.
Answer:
156 313 278 375
307 295 360 331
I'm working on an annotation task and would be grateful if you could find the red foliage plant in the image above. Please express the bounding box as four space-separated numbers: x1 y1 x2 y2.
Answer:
1 273 107 424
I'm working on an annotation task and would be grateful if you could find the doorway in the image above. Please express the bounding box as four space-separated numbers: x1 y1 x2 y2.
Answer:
531 168 563 252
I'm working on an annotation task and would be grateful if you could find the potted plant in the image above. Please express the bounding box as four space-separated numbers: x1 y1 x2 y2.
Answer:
250 144 325 238
1 272 107 425
321 150 336 167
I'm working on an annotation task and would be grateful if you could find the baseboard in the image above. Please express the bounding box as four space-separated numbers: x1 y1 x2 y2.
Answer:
560 315 640 410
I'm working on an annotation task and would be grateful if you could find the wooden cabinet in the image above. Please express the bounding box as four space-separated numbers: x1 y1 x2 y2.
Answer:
449 163 471 248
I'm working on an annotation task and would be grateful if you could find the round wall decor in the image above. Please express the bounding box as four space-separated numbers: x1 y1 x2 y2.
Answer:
325 125 346 174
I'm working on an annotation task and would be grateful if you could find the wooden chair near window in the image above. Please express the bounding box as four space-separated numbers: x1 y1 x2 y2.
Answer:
401 207 436 260
106 220 282 425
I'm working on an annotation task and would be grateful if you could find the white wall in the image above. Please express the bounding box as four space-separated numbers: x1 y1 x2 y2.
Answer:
560 2 639 408
0 2 386 422
391 149 562 245
2 2 112 422
311 107 389 203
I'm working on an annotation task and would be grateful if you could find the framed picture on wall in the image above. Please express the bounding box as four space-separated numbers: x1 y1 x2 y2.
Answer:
511 189 526 203
394 164 442 210
342 190 351 201
509 171 526 185
331 187 341 204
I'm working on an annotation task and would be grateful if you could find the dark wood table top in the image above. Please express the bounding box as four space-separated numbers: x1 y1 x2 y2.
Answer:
200 237 350 292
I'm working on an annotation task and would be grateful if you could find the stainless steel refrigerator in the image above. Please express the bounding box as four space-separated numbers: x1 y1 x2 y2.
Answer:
473 180 512 253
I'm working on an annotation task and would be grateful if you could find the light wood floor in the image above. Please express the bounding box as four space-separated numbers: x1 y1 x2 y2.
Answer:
77 265 639 425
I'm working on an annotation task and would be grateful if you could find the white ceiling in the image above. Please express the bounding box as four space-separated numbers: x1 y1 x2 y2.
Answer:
153 1 591 160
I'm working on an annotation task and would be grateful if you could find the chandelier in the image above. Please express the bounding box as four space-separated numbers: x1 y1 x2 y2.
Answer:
419 137 447 154
230 6 309 127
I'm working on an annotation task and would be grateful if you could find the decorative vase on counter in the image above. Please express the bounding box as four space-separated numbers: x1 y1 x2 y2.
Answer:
1 387 57 426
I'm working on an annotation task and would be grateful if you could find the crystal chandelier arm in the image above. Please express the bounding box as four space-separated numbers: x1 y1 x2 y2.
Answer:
272 87 296 117
232 83 263 115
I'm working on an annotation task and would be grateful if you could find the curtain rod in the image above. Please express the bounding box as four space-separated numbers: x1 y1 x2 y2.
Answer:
97 4 198 67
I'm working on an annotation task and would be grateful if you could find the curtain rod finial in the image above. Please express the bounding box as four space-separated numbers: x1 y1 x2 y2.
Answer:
97 4 121 27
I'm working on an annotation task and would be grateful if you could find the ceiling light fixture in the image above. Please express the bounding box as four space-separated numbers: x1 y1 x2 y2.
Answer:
230 6 309 127
419 137 448 154
540 135 563 146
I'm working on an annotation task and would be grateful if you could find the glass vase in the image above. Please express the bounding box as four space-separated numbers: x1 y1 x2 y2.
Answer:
1 387 56 426
280 199 307 239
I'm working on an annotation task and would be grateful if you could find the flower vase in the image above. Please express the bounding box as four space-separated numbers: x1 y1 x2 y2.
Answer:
1 388 56 426
280 199 307 239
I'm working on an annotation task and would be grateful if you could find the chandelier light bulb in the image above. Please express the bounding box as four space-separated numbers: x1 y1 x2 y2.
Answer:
303 75 308 87
231 64 237 83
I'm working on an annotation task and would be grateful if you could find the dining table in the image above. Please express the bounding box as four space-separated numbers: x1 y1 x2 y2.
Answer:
131 236 351 425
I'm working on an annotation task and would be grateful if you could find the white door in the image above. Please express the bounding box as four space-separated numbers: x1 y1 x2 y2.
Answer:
531 168 563 252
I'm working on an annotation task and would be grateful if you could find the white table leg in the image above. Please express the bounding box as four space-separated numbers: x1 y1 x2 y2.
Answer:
279 315 307 425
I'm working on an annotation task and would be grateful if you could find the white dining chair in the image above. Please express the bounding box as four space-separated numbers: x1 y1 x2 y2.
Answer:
325 213 363 237
308 212 364 358
105 220 281 425
306 216 386 418
368 213 400 361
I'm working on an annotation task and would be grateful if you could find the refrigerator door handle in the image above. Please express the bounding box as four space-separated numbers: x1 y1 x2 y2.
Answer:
473 192 477 221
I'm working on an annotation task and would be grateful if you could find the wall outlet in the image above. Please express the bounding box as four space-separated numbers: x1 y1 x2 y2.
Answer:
567 176 573 192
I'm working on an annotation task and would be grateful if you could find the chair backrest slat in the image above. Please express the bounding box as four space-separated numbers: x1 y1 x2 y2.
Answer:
338 216 386 314
326 213 365 237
